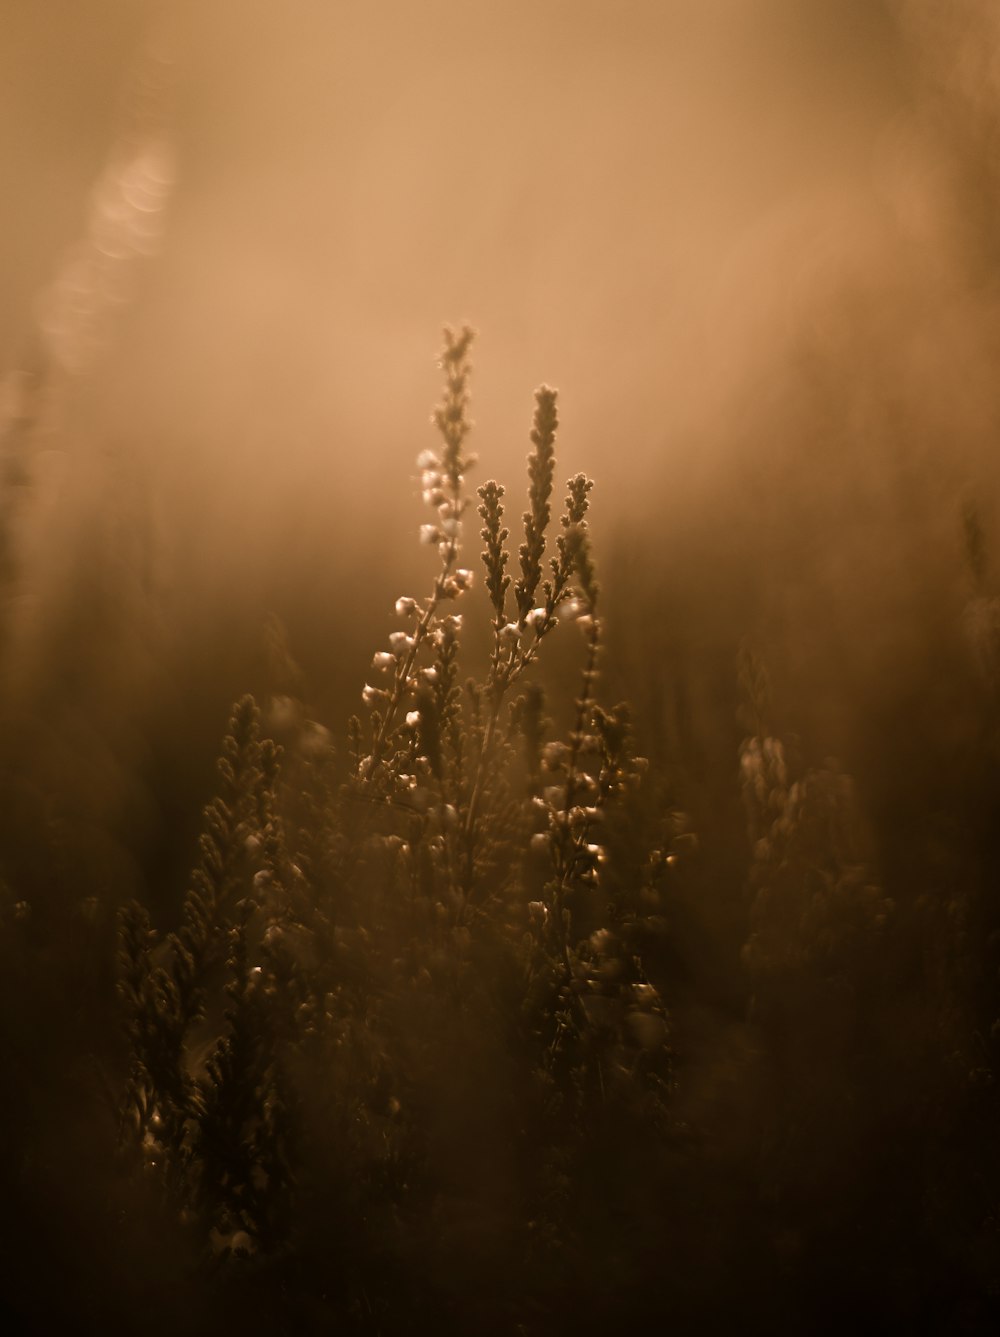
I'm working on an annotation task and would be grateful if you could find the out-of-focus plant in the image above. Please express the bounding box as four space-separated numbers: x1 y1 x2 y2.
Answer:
736 641 894 1217
738 641 892 996
118 696 299 1253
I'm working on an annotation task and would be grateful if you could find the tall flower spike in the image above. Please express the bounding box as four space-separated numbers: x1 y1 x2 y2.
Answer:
543 473 595 618
433 325 475 490
366 329 474 778
563 471 592 528
564 521 599 612
478 479 510 620
515 387 558 621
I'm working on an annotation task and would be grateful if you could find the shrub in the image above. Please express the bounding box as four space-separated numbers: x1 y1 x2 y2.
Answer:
116 329 674 1319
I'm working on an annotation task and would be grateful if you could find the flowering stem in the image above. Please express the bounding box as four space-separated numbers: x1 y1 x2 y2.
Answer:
549 610 601 948
366 327 473 788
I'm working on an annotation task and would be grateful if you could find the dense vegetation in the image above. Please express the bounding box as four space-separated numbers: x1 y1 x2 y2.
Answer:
1 326 999 1336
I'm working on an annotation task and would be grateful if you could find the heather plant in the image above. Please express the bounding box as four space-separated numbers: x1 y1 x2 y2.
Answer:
342 331 670 1135
736 641 894 1221
0 330 990 1335
116 329 674 1294
107 336 1000 1333
738 642 892 991
117 695 298 1251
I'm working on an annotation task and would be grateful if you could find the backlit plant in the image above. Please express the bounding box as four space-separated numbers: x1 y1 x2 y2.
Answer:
116 328 673 1274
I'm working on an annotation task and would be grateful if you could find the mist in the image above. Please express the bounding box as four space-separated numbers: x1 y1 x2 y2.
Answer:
2 3 1000 1333
4 2 995 700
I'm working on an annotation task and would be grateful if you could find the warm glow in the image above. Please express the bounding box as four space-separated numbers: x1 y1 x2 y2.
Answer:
2 4 999 1332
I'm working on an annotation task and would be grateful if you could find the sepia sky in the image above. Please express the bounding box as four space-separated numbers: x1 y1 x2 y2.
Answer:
0 1 919 471
2 0 999 728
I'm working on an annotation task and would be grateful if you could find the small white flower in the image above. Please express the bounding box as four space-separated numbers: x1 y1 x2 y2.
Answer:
395 596 418 617
499 622 520 646
420 524 440 544
453 568 473 590
372 651 395 671
530 832 551 854
421 666 439 685
525 607 548 632
405 710 421 728
362 683 384 706
416 449 438 469
389 631 414 654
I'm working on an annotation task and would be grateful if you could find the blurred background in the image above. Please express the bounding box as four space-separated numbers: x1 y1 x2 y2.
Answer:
3 0 1000 890
4 2 1000 1332
1 0 999 1001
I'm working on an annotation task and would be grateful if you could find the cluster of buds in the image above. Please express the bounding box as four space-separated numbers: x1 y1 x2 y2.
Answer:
589 702 648 807
362 605 459 707
441 567 474 599
418 448 447 506
528 736 608 890
418 451 467 551
427 611 462 651
360 589 462 800
739 734 791 853
562 933 669 1055
494 606 547 653
356 329 478 787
